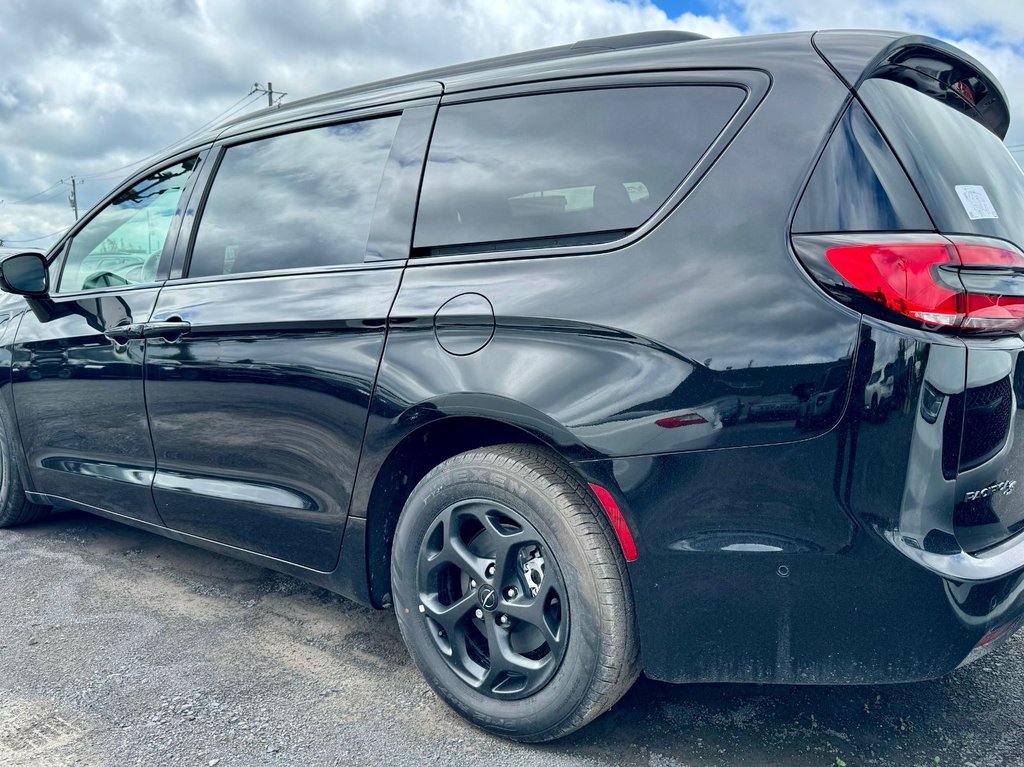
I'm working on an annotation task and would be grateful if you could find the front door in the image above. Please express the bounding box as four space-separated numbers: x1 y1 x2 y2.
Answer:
12 157 201 523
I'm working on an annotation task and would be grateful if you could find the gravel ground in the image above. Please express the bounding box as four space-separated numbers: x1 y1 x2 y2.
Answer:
0 510 1022 767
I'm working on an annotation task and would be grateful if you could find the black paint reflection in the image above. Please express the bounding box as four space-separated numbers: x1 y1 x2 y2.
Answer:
145 268 401 571
11 288 164 524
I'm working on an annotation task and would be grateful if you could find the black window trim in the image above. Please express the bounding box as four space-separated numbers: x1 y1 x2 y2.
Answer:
168 96 438 286
408 69 770 266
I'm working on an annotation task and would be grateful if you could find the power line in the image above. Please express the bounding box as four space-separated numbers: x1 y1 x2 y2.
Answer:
0 92 260 203
251 82 287 108
0 181 63 206
2 86 277 244
77 91 264 183
1 228 69 244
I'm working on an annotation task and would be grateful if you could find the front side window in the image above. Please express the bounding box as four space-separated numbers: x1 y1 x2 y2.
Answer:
413 85 745 254
186 116 400 279
58 159 198 293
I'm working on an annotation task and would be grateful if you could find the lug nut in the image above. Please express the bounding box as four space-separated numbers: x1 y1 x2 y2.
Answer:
470 579 477 589
486 563 495 577
474 608 484 619
505 587 517 599
499 615 510 626
418 604 425 613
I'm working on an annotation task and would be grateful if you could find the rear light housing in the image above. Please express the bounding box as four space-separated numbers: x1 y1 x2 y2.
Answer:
793 234 1024 335
656 413 709 428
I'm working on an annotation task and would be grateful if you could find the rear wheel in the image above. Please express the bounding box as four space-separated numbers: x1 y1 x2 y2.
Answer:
391 444 639 742
0 410 48 528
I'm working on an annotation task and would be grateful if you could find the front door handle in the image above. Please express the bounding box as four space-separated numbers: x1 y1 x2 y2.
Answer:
103 322 145 341
141 318 191 341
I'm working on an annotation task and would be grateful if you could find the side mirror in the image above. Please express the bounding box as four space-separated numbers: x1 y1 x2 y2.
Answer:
0 252 49 297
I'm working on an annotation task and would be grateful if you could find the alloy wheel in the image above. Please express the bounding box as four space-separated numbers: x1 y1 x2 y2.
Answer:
415 498 569 699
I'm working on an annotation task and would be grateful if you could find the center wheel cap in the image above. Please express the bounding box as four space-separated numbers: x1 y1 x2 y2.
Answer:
477 584 498 611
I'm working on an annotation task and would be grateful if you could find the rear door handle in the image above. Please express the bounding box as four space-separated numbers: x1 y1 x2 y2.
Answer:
141 318 191 341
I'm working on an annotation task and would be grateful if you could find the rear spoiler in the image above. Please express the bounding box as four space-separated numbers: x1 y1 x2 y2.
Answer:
813 30 1010 139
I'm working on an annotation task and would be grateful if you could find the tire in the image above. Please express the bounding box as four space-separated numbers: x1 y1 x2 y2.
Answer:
0 409 48 528
391 444 640 742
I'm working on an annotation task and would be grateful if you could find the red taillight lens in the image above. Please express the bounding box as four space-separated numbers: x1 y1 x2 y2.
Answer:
955 243 1024 330
655 413 709 428
825 243 962 326
807 237 1024 334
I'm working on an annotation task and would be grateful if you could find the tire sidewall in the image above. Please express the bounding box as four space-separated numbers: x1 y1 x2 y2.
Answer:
392 456 607 739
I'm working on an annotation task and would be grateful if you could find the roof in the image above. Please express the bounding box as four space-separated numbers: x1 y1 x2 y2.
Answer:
209 30 817 143
146 29 1006 158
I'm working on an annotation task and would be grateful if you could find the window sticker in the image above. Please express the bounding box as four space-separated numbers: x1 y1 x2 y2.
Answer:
955 184 999 220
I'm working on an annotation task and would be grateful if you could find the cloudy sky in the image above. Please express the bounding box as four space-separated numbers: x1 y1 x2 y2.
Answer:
2 0 1023 249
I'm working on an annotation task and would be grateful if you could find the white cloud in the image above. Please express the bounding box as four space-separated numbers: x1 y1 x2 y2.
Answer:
2 0 1024 246
734 0 1024 43
0 0 738 245
729 0 1024 146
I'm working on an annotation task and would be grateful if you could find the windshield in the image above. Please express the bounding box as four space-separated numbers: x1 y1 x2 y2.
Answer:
859 77 1024 245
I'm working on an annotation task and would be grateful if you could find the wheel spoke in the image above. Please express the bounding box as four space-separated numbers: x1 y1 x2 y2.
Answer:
502 581 562 646
484 520 527 588
479 614 546 690
442 537 489 584
422 590 476 636
421 504 490 583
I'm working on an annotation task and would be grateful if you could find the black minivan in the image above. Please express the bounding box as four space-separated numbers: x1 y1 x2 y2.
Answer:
3 29 1024 741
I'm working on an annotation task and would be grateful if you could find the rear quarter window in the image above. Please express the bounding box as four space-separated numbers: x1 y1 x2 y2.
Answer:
413 85 745 255
792 100 932 233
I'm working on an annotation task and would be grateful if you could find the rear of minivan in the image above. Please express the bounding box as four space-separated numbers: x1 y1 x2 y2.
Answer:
797 35 1024 559
787 33 1024 664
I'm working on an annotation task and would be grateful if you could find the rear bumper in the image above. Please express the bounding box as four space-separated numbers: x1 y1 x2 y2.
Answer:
572 440 1024 685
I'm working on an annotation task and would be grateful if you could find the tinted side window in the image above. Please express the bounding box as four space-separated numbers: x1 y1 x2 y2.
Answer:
414 86 744 253
188 116 400 278
792 100 932 233
59 159 197 293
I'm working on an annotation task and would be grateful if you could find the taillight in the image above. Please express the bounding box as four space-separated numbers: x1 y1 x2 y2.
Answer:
655 413 709 428
793 234 1024 334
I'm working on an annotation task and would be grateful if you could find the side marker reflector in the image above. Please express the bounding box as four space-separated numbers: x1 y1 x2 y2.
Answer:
588 483 639 562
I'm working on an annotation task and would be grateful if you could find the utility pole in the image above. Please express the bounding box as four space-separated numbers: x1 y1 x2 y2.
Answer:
64 176 81 220
251 82 287 108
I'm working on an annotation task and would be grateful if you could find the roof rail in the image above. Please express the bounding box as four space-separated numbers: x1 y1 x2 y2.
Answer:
571 30 709 51
218 30 712 133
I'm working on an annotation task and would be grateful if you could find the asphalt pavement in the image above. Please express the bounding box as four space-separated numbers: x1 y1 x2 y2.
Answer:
0 510 1021 767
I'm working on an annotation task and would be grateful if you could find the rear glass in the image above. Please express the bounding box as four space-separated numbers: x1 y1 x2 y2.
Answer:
860 78 1024 243
414 86 744 253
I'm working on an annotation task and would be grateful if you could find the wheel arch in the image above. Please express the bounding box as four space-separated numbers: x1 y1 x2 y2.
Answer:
358 398 599 608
